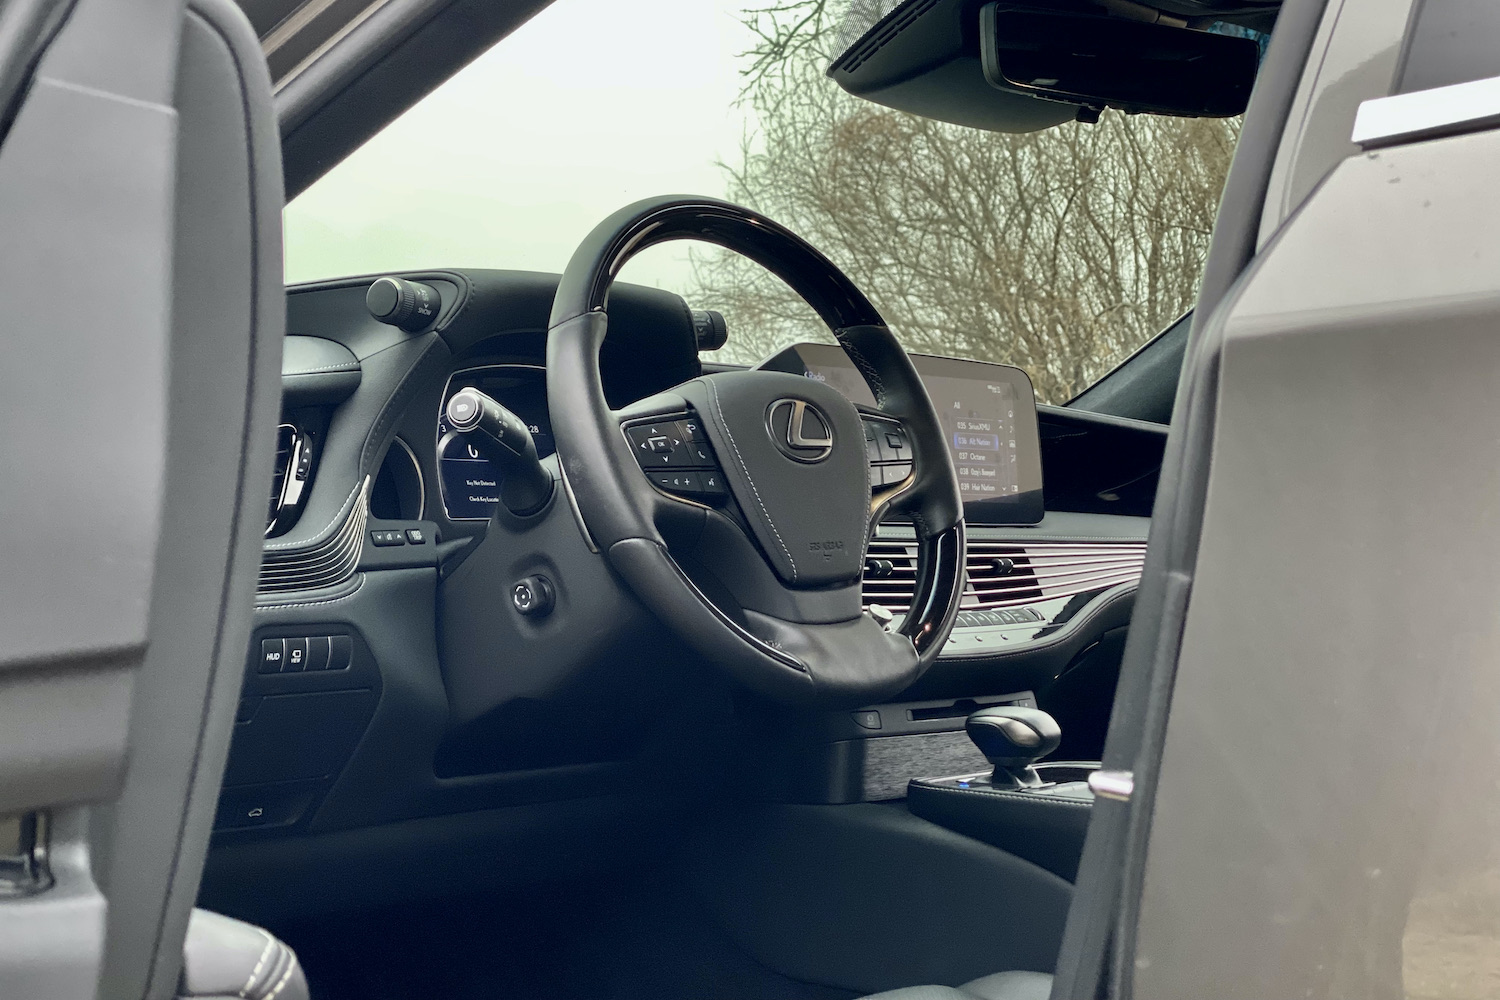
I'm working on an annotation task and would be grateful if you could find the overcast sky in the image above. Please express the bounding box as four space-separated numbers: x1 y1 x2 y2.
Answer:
283 0 763 293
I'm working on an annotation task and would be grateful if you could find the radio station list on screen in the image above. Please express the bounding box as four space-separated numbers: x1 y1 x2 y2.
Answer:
932 376 1021 499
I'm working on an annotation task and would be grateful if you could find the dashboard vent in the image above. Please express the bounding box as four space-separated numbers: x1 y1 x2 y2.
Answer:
863 537 1148 614
258 480 369 594
267 423 296 532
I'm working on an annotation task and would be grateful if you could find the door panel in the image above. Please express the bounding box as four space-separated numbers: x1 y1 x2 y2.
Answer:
1132 120 1500 999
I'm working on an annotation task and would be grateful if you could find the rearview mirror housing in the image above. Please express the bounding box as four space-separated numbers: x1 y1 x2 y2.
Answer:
828 0 1266 133
980 5 1261 118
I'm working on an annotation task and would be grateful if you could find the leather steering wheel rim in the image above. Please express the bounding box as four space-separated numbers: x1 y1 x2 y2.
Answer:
546 195 966 708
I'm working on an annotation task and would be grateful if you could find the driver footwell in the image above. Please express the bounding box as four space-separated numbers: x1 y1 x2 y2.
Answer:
283 871 859 1000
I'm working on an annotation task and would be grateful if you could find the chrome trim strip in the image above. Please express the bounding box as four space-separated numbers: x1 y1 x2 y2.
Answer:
1088 769 1134 802
389 435 426 521
1352 73 1500 149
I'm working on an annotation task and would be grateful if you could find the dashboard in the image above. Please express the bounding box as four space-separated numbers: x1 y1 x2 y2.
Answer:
200 267 1167 912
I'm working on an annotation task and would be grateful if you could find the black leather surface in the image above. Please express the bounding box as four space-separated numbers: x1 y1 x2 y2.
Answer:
678 371 869 587
543 198 964 706
179 909 308 1000
908 778 1094 882
838 324 961 539
685 803 1070 993
281 334 360 406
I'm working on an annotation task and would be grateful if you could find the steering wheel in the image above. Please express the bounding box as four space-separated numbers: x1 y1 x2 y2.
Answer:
546 196 965 707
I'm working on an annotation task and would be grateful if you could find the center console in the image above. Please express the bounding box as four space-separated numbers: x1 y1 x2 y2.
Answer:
906 707 1097 881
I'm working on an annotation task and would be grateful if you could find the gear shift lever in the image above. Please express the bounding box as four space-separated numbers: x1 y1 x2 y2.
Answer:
965 706 1062 789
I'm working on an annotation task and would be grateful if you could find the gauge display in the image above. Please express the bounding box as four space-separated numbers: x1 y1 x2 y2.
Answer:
437 365 553 520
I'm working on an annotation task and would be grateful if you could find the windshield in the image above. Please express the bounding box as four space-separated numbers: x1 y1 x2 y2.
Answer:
284 0 1243 403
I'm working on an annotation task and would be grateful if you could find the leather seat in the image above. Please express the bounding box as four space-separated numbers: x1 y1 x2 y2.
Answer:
179 910 309 1000
863 970 1054 1000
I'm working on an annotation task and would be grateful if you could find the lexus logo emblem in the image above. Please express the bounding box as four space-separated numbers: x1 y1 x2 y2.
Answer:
767 398 834 463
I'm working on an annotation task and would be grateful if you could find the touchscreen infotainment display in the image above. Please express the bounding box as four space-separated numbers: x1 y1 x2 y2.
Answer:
762 343 1044 524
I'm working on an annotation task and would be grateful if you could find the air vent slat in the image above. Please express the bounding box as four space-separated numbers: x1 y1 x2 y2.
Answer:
266 423 295 532
863 537 1146 613
258 479 369 594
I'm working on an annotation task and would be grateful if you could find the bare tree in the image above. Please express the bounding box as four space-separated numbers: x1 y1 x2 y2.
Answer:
692 4 1239 403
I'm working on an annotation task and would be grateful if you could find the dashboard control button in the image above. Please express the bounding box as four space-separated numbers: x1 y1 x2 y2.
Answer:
852 710 882 730
370 529 405 546
258 639 285 674
328 635 353 671
215 788 314 831
303 636 330 672
282 637 309 672
405 528 426 544
512 575 555 617
366 276 440 332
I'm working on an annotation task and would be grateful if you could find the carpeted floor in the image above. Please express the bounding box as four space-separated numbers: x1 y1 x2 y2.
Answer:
282 870 859 1000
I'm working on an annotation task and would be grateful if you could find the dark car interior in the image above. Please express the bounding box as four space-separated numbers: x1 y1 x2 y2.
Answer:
0 0 1282 997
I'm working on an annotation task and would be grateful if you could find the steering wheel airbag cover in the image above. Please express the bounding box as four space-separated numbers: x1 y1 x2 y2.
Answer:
678 372 869 588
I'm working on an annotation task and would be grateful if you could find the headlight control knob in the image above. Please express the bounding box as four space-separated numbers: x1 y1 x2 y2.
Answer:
366 276 440 331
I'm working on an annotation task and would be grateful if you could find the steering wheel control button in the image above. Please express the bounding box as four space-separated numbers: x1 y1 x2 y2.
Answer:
405 528 426 544
882 463 913 486
626 423 688 466
370 529 406 546
282 637 309 673
698 471 726 494
512 575 555 617
328 635 353 671
676 418 703 442
258 639 285 674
